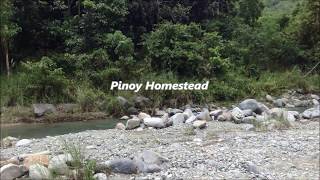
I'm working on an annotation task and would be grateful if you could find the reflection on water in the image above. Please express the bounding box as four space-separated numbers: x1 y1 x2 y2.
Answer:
1 118 122 139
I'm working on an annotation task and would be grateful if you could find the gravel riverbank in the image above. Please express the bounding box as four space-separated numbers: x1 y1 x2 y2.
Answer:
1 120 319 179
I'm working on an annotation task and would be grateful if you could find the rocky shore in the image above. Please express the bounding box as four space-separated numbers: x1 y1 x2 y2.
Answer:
1 91 319 179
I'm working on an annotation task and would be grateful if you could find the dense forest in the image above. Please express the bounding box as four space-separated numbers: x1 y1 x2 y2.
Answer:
0 0 319 113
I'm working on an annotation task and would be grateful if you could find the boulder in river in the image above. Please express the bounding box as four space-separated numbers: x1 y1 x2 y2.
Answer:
0 163 27 180
33 104 56 117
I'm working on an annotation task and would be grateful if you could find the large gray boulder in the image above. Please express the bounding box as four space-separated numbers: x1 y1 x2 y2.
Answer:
125 118 141 130
133 150 168 173
196 108 212 121
302 106 320 119
169 113 186 125
192 120 207 129
29 164 50 180
231 107 245 123
143 117 165 128
104 159 138 174
239 99 269 114
33 104 56 117
0 163 27 180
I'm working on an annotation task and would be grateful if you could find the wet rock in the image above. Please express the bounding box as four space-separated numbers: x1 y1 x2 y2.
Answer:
33 104 56 117
192 120 207 129
115 123 126 130
15 139 32 147
126 118 141 130
29 164 50 179
0 163 27 180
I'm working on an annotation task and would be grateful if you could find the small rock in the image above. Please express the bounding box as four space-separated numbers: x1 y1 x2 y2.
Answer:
183 109 194 119
154 109 166 116
192 120 207 129
115 123 126 130
126 118 141 130
242 116 256 124
311 94 320 100
209 109 223 117
15 139 32 147
217 112 232 121
119 116 129 120
166 108 183 116
185 116 197 124
274 98 287 107
231 107 245 123
138 112 151 120
93 173 108 180
29 164 50 179
266 94 273 102
312 99 319 106
302 106 320 119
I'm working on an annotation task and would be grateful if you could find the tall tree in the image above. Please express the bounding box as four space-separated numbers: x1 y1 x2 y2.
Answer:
0 0 19 76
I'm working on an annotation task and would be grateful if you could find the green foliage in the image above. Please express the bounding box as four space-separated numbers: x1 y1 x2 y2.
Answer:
144 23 229 78
21 57 72 103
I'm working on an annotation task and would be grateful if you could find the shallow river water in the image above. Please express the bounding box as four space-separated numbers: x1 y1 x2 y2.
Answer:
1 118 122 139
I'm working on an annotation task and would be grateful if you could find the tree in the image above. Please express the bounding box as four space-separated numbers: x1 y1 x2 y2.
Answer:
238 0 264 25
0 0 20 76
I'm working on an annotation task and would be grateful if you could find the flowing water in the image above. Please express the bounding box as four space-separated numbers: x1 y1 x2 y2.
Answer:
1 118 123 139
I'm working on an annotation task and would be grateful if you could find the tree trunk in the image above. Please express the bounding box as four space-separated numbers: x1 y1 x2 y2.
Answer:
1 37 10 76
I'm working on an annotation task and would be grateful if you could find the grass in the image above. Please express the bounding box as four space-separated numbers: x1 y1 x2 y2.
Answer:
60 139 97 180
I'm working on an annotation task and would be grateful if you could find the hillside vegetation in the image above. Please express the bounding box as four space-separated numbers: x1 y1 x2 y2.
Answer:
1 0 319 113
